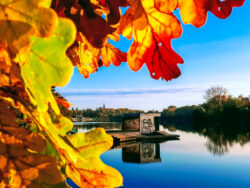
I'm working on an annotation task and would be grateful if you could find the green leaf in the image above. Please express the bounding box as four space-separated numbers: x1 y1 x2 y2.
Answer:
17 18 76 114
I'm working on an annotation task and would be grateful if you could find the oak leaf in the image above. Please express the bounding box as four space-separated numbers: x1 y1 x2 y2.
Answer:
178 0 246 27
119 0 183 81
17 18 76 114
70 33 127 78
66 0 116 48
65 128 123 188
100 0 129 25
0 100 64 187
155 0 177 13
0 44 31 115
0 0 57 53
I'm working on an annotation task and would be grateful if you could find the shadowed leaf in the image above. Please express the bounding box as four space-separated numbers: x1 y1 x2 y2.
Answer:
0 0 57 53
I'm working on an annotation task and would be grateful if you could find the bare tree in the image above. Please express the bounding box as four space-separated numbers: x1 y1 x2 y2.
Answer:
204 86 228 102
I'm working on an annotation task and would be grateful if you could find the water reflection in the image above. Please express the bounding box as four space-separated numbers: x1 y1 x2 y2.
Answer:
122 142 161 164
73 121 250 156
160 121 250 156
69 122 250 187
73 122 122 133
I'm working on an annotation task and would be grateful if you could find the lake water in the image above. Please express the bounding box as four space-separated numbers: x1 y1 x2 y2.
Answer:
71 122 250 188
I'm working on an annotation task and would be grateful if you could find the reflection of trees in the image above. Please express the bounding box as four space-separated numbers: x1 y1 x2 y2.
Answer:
161 120 250 156
205 138 230 156
160 88 250 156
199 125 250 156
199 126 250 156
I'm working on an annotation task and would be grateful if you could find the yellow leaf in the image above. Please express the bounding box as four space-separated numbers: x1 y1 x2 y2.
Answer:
66 128 123 188
17 18 76 114
0 0 57 53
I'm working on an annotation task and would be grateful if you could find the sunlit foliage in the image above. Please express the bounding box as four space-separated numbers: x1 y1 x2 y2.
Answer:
0 0 245 187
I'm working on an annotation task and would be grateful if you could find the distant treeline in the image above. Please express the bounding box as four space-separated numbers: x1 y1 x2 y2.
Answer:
70 108 144 122
65 87 250 126
161 95 250 123
161 87 250 125
160 87 250 156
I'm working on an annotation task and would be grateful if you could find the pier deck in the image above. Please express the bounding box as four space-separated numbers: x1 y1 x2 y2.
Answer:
106 130 179 143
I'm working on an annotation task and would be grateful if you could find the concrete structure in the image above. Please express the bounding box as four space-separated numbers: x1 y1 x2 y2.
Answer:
122 113 161 134
107 113 179 143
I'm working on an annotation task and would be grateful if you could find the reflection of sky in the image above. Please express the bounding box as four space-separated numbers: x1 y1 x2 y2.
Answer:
101 129 250 188
58 1 250 110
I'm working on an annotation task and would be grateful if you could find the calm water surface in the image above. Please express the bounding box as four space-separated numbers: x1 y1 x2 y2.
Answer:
73 122 250 188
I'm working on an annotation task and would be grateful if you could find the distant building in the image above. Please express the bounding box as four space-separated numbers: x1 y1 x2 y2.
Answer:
103 103 106 109
71 115 84 122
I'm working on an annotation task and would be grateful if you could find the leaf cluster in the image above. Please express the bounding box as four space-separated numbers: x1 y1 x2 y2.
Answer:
0 0 122 187
52 0 245 80
0 0 246 187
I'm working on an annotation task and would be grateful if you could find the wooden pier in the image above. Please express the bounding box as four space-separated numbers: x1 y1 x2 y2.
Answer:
106 113 179 144
107 130 179 143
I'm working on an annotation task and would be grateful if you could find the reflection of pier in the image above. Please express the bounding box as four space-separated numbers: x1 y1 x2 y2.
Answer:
111 140 180 164
122 142 161 163
111 142 163 164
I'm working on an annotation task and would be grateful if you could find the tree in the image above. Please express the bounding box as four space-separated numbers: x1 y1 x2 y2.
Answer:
0 0 245 187
204 86 228 103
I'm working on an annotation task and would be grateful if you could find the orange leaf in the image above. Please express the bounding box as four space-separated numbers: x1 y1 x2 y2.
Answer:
55 97 71 108
178 0 246 27
101 43 127 67
70 33 127 78
0 100 63 187
119 0 183 81
155 0 178 13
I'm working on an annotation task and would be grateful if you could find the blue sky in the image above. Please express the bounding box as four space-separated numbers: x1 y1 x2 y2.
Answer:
57 2 250 111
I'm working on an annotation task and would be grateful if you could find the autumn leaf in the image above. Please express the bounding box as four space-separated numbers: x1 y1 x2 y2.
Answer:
51 0 75 17
0 100 65 188
99 0 129 25
119 0 183 81
178 0 246 27
51 0 245 82
155 0 177 13
17 18 76 114
8 14 123 187
0 0 57 53
32 111 123 187
61 0 115 48
69 33 127 78
0 0 246 187
66 128 123 188
55 97 72 109
76 35 100 78
0 44 32 116
101 43 127 67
